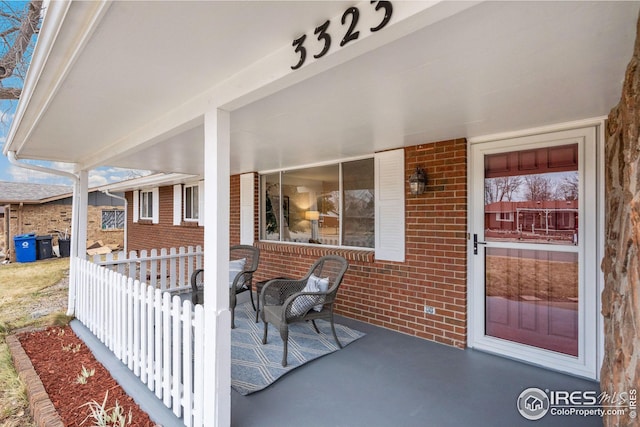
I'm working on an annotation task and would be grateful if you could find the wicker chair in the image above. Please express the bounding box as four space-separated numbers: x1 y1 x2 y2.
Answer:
260 255 349 366
190 245 260 328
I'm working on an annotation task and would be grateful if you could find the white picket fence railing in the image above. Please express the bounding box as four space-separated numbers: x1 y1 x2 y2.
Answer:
74 256 206 427
92 246 203 294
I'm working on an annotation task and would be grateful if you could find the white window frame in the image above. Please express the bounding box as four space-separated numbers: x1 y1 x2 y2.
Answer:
101 209 125 230
184 183 200 222
138 188 159 223
140 190 154 220
496 211 513 222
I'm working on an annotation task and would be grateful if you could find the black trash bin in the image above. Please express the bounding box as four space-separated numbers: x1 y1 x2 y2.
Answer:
36 235 53 260
58 238 71 258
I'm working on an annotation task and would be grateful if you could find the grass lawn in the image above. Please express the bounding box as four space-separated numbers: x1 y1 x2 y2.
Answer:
0 258 71 427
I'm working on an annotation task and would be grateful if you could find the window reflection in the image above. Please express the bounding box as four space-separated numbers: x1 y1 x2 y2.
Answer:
260 159 374 248
484 144 579 245
485 248 578 356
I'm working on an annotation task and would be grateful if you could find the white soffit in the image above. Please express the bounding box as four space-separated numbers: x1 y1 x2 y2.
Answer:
229 1 639 173
10 1 354 163
5 1 640 177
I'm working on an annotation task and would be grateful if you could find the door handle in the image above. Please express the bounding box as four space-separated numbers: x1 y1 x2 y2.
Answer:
473 234 486 255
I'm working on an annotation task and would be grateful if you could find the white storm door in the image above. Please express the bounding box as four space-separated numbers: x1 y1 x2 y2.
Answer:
469 127 598 379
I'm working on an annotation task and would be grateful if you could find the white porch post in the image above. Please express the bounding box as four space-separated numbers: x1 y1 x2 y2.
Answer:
66 169 89 316
203 108 231 427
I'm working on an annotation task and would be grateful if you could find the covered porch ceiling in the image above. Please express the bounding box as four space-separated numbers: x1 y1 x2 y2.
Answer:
4 1 639 177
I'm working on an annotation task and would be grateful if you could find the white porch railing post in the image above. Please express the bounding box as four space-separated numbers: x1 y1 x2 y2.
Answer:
160 248 168 290
162 291 171 407
179 247 186 290
145 285 154 389
150 249 158 288
192 304 205 427
182 299 194 427
171 295 182 417
170 247 177 289
154 288 163 398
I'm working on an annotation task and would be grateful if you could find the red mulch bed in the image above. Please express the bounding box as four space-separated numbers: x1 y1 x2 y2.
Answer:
18 325 156 427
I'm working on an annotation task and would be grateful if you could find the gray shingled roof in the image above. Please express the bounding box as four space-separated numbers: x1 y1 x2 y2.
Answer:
0 181 72 202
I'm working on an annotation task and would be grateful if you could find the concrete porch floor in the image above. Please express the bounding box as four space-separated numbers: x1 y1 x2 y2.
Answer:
73 292 602 427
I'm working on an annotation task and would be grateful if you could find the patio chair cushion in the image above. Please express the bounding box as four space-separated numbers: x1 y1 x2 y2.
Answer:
290 274 329 316
229 258 247 289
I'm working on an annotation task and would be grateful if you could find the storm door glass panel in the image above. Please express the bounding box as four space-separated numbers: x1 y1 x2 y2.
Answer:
484 144 579 356
281 165 339 244
342 158 374 248
484 144 579 244
261 173 280 241
485 248 578 356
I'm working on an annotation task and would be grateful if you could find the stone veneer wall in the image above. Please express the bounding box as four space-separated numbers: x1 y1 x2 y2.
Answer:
601 12 640 427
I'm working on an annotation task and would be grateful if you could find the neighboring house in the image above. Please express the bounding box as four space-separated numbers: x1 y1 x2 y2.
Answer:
2 2 638 426
0 181 125 261
99 173 204 253
484 200 579 241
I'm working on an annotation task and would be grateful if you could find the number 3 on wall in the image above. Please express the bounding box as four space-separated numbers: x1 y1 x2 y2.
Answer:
291 1 393 70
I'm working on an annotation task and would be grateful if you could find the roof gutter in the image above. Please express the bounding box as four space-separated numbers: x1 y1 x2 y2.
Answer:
7 151 78 182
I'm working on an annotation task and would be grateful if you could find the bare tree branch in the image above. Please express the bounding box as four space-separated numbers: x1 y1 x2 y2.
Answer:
0 86 20 99
0 26 19 39
0 0 42 81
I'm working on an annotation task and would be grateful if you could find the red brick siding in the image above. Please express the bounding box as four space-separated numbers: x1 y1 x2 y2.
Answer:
127 139 468 348
253 139 468 348
126 187 204 253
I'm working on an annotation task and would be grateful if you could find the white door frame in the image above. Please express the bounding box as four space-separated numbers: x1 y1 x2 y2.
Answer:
467 119 605 380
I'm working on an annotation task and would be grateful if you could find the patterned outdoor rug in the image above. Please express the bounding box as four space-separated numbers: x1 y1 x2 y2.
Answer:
231 301 365 395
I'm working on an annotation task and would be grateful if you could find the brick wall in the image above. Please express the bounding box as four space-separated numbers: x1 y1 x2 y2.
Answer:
250 139 468 348
126 186 204 253
127 138 468 348
7 203 124 261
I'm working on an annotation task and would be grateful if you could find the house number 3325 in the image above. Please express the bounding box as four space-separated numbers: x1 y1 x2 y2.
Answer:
291 1 393 70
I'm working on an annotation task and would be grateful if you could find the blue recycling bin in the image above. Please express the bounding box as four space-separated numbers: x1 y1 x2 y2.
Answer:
14 233 37 263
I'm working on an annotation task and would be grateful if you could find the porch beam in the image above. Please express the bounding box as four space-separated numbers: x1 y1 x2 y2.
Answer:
203 109 231 427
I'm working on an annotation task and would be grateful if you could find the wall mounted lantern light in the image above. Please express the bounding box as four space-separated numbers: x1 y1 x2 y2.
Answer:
408 167 427 195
